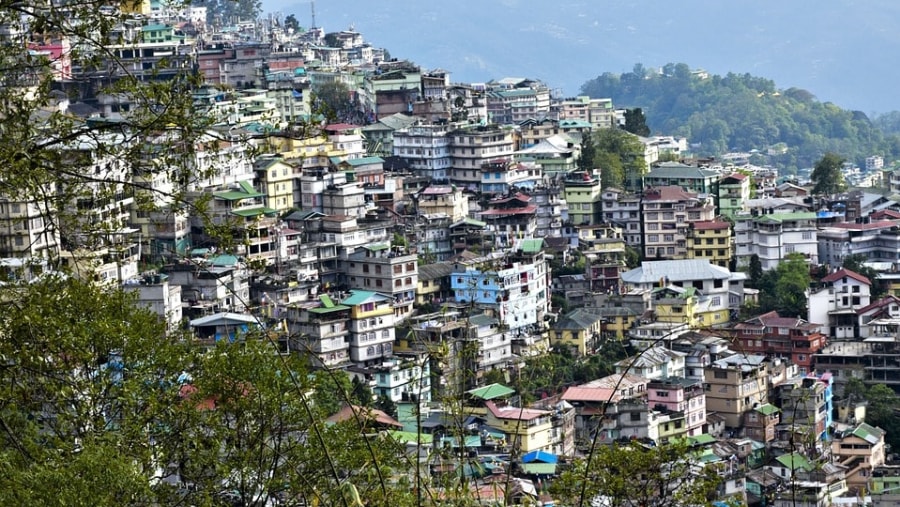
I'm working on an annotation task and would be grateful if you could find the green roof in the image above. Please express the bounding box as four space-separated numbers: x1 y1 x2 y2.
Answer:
363 243 390 252
341 290 389 306
308 304 349 314
689 433 717 446
520 238 545 254
851 422 886 444
744 212 819 223
387 431 433 445
755 403 780 416
214 181 264 200
775 452 813 472
320 294 335 308
231 207 278 218
467 383 515 400
345 156 385 166
441 435 482 448
208 254 239 267
520 463 557 475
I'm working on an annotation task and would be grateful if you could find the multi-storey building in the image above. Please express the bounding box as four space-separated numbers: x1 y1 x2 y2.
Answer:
601 188 643 247
513 134 578 177
776 377 830 441
831 422 887 492
484 401 555 454
808 268 872 339
479 159 542 195
646 377 706 438
687 219 733 267
123 272 183 331
703 354 770 429
344 244 417 322
734 311 826 375
342 289 396 365
291 297 352 367
323 123 366 161
162 260 250 319
448 125 517 189
563 171 602 226
554 95 616 129
518 117 593 147
478 193 538 249
817 219 900 266
322 181 368 218
371 352 432 404
450 240 550 336
717 173 751 219
484 78 551 125
529 185 565 238
734 211 819 270
392 122 454 181
622 259 738 327
0 190 59 259
254 156 295 213
579 224 626 292
360 113 419 158
642 186 716 260
644 162 720 194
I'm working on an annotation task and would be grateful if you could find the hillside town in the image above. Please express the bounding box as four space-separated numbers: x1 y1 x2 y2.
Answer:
10 1 900 506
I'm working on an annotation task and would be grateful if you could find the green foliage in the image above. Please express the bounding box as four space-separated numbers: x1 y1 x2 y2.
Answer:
516 346 629 404
577 134 597 173
842 379 900 450
581 64 900 169
552 439 722 507
623 108 650 136
312 80 358 123
624 245 642 269
589 128 648 191
284 14 300 32
811 152 848 195
774 253 813 317
747 254 763 289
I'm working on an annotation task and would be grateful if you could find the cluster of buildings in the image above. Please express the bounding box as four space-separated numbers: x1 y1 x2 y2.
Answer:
11 2 900 505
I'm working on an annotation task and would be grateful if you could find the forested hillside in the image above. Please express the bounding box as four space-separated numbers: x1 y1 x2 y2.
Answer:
580 63 900 174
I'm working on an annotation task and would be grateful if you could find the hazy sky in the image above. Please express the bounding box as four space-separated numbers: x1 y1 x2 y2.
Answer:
262 0 900 114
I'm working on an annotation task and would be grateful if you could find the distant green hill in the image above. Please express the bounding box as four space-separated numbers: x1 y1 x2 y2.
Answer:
581 63 900 174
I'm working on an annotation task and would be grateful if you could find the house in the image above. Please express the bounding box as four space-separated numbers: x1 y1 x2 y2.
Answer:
615 346 686 380
703 354 770 429
717 173 751 219
643 162 720 194
561 373 649 443
621 259 739 328
341 290 396 365
484 401 555 454
641 186 715 260
734 311 827 375
686 219 732 268
734 211 819 270
743 403 780 443
188 312 259 344
646 377 706 437
808 268 873 339
563 171 602 226
549 308 607 356
344 244 418 321
832 422 887 491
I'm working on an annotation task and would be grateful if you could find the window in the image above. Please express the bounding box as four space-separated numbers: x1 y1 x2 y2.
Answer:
630 412 641 421
802 231 812 240
664 234 674 242
713 370 728 379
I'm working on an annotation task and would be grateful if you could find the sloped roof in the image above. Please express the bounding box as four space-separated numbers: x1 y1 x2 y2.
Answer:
485 401 549 421
418 262 454 281
467 383 515 400
326 404 403 428
774 452 813 472
754 403 780 416
850 422 886 444
822 268 872 286
553 308 606 331
622 259 731 284
190 312 258 328
341 290 391 306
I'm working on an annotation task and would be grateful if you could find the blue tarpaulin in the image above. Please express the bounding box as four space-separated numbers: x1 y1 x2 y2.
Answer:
522 450 558 464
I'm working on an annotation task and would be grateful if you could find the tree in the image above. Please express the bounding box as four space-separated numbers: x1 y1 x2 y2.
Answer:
551 439 722 507
592 128 648 192
284 14 300 32
810 152 848 195
312 80 358 123
747 254 764 289
774 253 812 317
204 0 262 26
623 108 650 136
577 133 597 173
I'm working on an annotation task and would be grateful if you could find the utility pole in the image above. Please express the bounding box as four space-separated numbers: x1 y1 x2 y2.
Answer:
310 0 316 29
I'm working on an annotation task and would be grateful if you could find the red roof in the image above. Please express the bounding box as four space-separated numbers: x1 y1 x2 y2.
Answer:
692 220 730 231
485 401 549 421
325 404 403 428
822 268 872 286
871 210 900 220
721 172 748 182
561 386 617 403
739 310 821 331
490 192 532 204
857 295 900 315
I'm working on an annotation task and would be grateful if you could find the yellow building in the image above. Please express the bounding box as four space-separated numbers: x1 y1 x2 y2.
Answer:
687 219 733 268
485 401 554 454
652 286 699 328
549 308 606 356
254 157 296 213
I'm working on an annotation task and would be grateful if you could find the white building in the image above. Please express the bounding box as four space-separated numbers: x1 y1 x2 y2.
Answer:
734 211 819 270
808 268 872 339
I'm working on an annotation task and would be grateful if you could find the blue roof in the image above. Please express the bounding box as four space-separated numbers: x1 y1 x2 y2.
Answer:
522 450 558 464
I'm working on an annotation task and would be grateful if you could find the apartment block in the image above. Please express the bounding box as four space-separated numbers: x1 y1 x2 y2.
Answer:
734 211 818 270
642 186 715 260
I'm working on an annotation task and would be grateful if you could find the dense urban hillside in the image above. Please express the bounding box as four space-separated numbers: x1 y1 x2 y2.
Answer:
580 63 900 174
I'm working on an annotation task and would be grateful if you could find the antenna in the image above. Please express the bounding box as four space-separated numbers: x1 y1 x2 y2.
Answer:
310 0 317 29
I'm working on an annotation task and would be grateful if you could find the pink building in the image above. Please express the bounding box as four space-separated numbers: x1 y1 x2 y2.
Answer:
29 38 72 80
646 377 707 437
